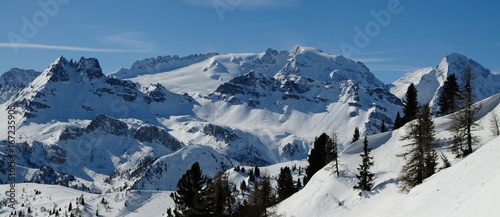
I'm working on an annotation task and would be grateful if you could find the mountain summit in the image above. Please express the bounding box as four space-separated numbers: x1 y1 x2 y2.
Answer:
390 53 500 109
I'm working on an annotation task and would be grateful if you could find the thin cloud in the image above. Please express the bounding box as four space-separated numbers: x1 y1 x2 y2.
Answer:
183 0 298 8
100 32 154 51
0 42 150 53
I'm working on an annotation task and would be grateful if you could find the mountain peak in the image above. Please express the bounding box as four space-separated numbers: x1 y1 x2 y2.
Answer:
279 45 385 88
76 57 104 80
44 56 104 83
289 45 324 56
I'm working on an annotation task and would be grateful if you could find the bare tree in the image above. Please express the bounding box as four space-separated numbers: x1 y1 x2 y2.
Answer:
489 112 500 137
451 66 480 156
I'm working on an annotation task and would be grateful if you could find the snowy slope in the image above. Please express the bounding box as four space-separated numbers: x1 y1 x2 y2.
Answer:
0 183 175 217
390 53 500 109
0 68 40 103
113 48 290 96
274 93 500 217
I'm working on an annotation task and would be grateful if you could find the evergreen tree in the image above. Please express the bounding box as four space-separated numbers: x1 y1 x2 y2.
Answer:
296 178 302 189
399 104 437 191
171 162 211 216
249 170 255 183
96 209 99 217
394 111 403 129
437 73 460 116
325 131 340 176
381 120 387 133
304 133 329 185
439 153 451 170
352 127 360 143
353 136 375 196
402 83 419 124
276 166 297 201
240 180 247 192
254 167 261 178
68 202 72 212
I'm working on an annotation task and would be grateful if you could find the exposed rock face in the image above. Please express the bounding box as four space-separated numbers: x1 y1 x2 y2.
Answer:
208 69 401 134
86 114 129 136
134 125 183 151
0 68 40 103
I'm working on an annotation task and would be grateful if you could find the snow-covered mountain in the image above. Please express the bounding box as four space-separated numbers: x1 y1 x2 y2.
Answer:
0 68 40 103
389 53 500 109
1 47 499 216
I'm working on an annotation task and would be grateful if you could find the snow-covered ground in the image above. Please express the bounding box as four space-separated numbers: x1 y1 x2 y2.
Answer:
274 93 500 217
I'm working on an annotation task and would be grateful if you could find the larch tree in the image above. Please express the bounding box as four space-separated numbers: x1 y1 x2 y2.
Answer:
489 112 500 137
353 136 375 196
326 131 340 176
244 174 277 217
209 172 234 217
451 66 480 157
398 104 437 191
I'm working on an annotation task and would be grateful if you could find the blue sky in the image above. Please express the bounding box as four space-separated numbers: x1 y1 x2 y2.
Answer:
1 0 499 83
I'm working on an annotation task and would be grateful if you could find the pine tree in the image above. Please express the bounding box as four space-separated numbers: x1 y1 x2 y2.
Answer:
352 127 360 143
394 111 403 129
96 209 99 217
296 178 302 189
68 202 72 212
276 166 297 201
381 120 387 132
171 162 211 216
437 73 460 116
249 169 255 182
439 153 451 170
304 133 329 185
240 180 247 192
353 136 375 196
402 83 419 124
254 167 261 178
399 104 437 191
